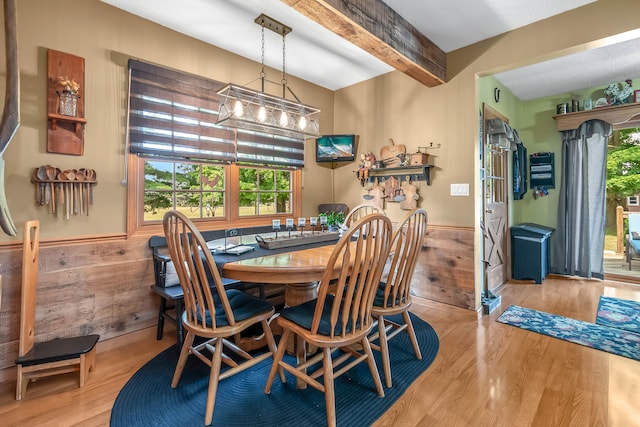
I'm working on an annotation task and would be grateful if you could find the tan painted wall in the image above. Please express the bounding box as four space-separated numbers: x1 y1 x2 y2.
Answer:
0 0 334 243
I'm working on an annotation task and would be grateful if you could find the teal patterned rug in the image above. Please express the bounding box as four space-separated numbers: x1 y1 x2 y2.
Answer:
497 303 640 361
596 296 640 334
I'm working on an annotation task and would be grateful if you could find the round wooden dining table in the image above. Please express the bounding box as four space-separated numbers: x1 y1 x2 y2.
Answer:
221 243 340 307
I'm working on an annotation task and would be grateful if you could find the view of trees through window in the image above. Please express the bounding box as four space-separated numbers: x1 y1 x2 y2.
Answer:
605 127 640 251
239 167 291 216
144 160 225 221
143 160 292 222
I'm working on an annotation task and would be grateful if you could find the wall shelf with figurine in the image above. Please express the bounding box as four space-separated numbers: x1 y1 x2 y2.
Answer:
47 49 86 156
363 165 434 185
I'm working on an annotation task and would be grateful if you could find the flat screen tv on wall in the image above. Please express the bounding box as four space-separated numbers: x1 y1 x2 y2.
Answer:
315 134 357 163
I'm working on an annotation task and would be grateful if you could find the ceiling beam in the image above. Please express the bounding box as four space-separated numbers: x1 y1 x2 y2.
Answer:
282 0 446 87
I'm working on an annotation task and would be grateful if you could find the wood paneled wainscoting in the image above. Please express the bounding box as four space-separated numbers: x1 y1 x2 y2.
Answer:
412 225 475 310
0 234 157 376
0 224 477 379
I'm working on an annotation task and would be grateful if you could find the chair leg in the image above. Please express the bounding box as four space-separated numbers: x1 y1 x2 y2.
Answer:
361 337 385 398
204 340 223 426
402 311 422 360
157 298 166 340
79 353 87 388
15 365 27 401
322 347 337 427
171 331 195 388
376 315 392 388
265 328 291 393
261 319 286 383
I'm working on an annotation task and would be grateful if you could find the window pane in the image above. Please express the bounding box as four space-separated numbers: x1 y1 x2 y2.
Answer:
202 165 224 190
259 193 275 215
276 192 291 213
176 163 200 190
176 191 201 219
276 170 291 190
144 191 172 221
145 161 174 190
240 192 257 216
240 168 258 190
259 170 275 190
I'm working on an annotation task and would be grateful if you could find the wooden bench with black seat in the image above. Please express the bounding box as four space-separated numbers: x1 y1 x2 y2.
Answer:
150 225 284 349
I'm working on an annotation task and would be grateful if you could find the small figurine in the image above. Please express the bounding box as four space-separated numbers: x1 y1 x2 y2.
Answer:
355 152 375 186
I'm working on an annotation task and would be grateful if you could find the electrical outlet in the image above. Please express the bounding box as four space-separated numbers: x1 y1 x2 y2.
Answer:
450 183 469 196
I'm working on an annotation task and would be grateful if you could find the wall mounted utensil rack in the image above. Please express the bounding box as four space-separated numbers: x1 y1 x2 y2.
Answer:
364 164 434 185
31 166 97 220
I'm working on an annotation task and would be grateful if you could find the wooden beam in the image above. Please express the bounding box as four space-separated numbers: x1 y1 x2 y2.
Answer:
282 0 446 87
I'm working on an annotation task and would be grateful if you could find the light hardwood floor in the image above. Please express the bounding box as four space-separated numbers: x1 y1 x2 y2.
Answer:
0 276 638 427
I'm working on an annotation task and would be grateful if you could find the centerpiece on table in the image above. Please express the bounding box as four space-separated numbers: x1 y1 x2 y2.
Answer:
55 76 80 116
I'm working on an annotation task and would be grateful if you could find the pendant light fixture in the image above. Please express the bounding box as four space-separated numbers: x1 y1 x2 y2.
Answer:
217 14 320 139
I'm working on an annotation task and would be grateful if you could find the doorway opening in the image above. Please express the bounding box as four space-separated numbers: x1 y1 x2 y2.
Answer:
604 126 640 282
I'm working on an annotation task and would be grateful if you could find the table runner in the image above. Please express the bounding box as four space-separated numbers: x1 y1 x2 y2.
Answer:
213 234 339 273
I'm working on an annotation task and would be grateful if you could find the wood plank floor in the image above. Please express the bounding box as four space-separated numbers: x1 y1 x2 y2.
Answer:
0 276 638 427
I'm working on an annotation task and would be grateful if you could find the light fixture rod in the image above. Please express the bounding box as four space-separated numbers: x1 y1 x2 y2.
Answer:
254 14 292 36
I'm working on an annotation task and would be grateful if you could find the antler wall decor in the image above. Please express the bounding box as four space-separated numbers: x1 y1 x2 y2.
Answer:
0 0 19 236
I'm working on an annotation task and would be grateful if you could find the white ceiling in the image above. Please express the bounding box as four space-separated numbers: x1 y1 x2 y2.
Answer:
100 0 639 100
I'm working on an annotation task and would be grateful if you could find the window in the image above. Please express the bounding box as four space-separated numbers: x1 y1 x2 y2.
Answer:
239 167 292 216
144 160 226 221
628 196 639 206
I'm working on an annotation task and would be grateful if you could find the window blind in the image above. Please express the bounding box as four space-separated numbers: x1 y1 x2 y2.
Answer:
236 129 304 168
127 60 306 168
127 60 235 164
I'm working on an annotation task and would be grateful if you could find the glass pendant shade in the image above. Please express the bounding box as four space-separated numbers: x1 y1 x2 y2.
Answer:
217 83 320 139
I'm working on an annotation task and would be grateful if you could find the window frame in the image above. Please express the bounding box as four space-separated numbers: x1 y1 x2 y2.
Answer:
126 154 302 237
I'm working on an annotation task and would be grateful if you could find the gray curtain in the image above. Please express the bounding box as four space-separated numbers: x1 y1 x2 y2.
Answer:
552 119 611 279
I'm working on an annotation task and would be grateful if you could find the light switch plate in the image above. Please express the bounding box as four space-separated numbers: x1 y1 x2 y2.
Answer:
451 183 469 196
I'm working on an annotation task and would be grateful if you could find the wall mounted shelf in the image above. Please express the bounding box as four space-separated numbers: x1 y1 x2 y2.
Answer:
553 102 640 131
363 164 434 185
47 113 87 134
47 49 86 156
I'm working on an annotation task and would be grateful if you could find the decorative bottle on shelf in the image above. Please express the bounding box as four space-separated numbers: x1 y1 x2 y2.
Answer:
55 76 80 117
58 91 77 116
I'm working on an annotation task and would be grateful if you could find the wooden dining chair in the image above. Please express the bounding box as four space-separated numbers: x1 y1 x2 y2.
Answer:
342 204 384 228
16 220 99 400
369 208 427 388
163 211 283 426
264 213 392 427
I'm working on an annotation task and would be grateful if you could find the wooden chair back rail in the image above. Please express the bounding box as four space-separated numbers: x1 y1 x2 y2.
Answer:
381 208 428 307
342 204 385 228
16 220 99 400
19 221 39 357
315 221 390 337
370 208 428 388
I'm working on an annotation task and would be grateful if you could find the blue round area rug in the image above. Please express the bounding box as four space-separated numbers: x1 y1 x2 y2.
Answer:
110 313 439 427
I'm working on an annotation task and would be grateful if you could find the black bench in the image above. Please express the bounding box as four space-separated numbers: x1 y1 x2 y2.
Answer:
149 226 280 348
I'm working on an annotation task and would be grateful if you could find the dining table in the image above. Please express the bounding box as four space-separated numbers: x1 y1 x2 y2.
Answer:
221 243 339 306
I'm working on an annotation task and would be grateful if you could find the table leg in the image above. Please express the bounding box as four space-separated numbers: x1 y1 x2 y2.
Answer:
283 281 318 307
